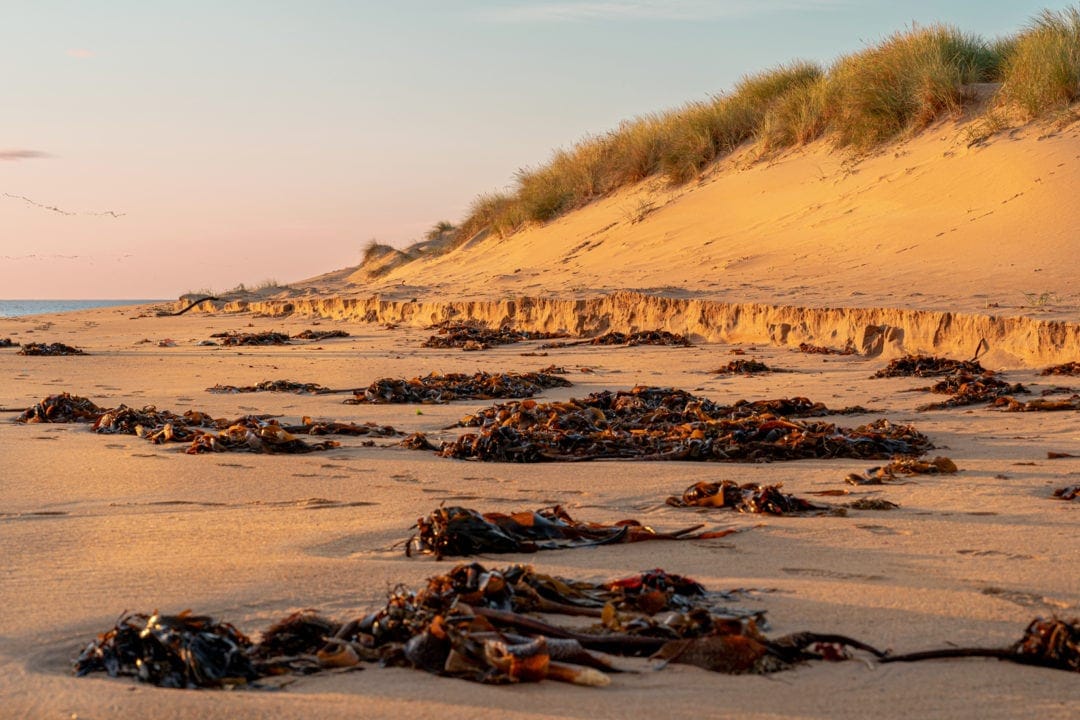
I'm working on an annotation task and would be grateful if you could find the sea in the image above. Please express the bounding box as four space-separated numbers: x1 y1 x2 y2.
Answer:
0 299 166 318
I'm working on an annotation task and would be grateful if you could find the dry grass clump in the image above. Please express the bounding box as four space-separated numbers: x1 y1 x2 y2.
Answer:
755 74 830 153
998 7 1080 118
362 239 396 264
829 25 995 149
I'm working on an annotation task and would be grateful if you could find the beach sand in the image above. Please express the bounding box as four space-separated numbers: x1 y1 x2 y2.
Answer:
1 304 1078 719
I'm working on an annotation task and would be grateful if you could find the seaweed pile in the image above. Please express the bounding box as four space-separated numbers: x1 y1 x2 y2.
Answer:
0 338 14 348
345 371 572 405
71 563 851 687
17 393 103 423
874 354 1026 411
798 342 856 356
439 386 927 462
1041 362 1080 376
407 505 738 558
293 329 350 340
990 395 1080 412
666 481 826 515
914 372 1026 411
207 380 338 394
17 342 87 356
74 565 1080 689
845 455 958 485
711 360 781 375
872 355 984 378
422 322 567 351
589 330 691 347
210 331 291 346
14 392 399 454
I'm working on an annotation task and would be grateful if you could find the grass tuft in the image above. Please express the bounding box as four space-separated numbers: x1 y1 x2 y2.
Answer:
829 25 995 150
998 7 1080 118
362 239 395 264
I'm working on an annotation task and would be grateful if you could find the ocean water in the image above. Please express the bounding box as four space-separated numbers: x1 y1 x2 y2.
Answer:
0 299 166 318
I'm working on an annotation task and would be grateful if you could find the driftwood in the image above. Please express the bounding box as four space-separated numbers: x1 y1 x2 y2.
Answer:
157 296 218 317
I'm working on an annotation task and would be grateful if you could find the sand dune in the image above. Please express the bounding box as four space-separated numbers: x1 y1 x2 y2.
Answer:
4 116 1080 718
172 117 1080 369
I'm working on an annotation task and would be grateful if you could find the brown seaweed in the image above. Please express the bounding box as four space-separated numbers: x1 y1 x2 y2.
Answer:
666 481 826 515
588 330 691 347
74 611 257 688
0 337 14 348
210 331 291 346
845 498 900 510
76 567 1077 690
185 420 342 454
845 455 958 484
292 329 350 340
711 360 784 375
407 505 737 558
16 393 102 423
991 395 1080 412
422 322 567 350
1041 362 1080 376
873 354 984 378
879 616 1080 673
207 380 340 394
345 371 572 405
14 393 397 454
798 341 856 356
438 386 930 463
17 342 87 356
915 373 1027 411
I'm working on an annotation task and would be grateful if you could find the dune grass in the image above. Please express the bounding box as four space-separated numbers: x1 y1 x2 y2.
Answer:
362 239 396 264
828 25 996 149
999 7 1080 118
394 7 1077 254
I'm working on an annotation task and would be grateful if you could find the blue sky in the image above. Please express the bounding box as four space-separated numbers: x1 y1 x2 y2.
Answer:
0 0 1061 297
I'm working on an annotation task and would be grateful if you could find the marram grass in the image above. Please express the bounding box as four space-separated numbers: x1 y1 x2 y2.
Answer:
416 6 1078 249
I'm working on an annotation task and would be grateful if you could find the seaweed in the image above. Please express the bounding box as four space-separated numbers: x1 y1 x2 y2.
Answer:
346 371 571 404
438 386 930 463
17 342 87 356
1041 362 1080 376
666 481 826 515
207 380 339 394
845 455 958 484
873 354 983 378
711 360 784 375
798 342 856 356
13 393 400 454
74 567 1077 690
422 322 567 350
209 331 291 346
292 329 350 340
406 505 738 558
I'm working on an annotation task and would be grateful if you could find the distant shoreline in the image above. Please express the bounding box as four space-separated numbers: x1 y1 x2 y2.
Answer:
0 299 165 318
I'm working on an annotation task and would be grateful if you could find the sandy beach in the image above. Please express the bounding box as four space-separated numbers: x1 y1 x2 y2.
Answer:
1 300 1077 719
11 4 1080 717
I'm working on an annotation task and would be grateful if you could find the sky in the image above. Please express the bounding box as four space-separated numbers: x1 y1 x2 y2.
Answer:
0 0 1062 299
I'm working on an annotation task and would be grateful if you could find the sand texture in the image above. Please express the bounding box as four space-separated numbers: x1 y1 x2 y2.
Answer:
1 304 1078 719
